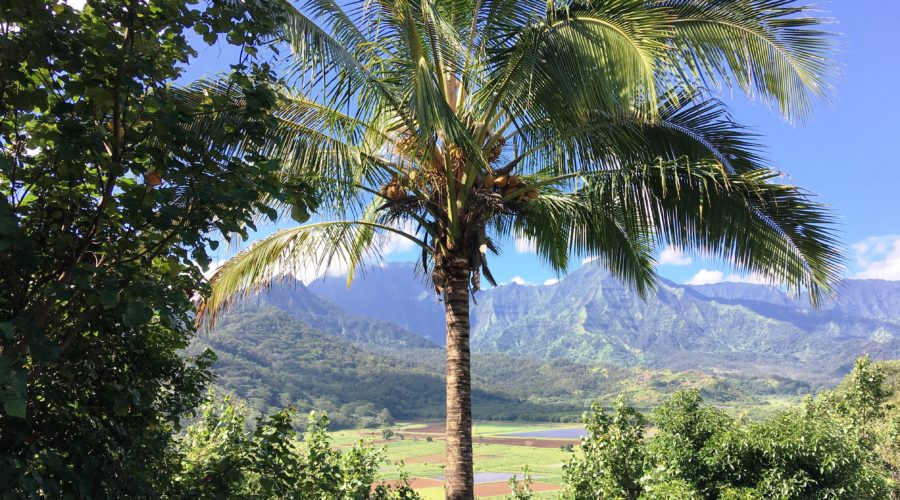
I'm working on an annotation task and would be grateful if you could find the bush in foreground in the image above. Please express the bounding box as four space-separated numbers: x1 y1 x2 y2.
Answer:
563 358 896 499
173 396 420 499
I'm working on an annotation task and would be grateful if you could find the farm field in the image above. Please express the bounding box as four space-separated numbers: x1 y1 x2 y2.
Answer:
331 421 583 498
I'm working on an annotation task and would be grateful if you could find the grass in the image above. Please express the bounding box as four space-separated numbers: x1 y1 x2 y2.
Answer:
332 421 577 498
333 404 812 497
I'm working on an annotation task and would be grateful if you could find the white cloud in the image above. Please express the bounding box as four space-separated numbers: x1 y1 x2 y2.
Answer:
381 221 418 255
685 269 770 286
658 246 692 266
543 278 560 286
66 0 86 9
515 236 536 254
582 255 599 264
686 269 725 286
853 235 900 280
509 276 531 286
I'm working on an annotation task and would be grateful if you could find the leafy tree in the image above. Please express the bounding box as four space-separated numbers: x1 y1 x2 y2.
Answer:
174 396 421 499
0 0 286 495
199 1 843 497
817 356 891 431
507 466 534 500
643 390 735 495
806 357 900 497
563 400 646 499
564 386 893 499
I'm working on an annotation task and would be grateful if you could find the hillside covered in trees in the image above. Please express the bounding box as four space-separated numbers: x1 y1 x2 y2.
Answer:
312 263 900 383
196 303 824 429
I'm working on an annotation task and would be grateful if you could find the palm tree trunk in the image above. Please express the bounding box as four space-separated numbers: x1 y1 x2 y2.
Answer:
443 256 474 500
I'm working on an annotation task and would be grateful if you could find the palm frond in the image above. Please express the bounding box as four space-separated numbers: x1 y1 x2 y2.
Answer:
580 160 843 304
508 89 766 177
476 0 671 127
663 0 837 122
501 189 659 295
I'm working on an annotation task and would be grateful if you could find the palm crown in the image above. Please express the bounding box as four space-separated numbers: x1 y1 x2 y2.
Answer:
195 1 841 497
200 0 840 322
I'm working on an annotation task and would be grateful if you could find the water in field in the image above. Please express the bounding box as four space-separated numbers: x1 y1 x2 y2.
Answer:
434 472 537 484
501 427 586 439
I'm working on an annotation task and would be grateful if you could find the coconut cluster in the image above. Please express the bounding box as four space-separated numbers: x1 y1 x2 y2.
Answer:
380 176 406 200
481 174 538 201
485 134 505 164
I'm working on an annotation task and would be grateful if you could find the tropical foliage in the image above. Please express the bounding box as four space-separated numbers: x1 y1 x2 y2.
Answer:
196 1 843 495
0 0 286 495
173 395 420 499
201 0 845 318
562 357 899 499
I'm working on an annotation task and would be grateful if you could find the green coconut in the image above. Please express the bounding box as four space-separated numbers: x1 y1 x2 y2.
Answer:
290 204 311 223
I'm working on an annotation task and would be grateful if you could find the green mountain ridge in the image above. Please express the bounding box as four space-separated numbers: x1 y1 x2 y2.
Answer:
310 262 900 383
191 306 582 426
195 305 819 428
471 266 900 381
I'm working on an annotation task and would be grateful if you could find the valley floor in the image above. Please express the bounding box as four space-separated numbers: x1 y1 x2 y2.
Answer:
332 421 582 499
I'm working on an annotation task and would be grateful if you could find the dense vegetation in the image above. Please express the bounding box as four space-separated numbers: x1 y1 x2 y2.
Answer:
1 0 892 498
0 0 288 495
172 396 420 499
561 357 900 499
198 304 818 429
311 262 900 383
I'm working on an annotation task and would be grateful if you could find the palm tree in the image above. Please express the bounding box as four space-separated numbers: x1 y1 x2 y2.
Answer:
197 1 841 498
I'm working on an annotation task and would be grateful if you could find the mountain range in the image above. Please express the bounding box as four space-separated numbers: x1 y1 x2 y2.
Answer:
196 261 899 426
309 262 900 382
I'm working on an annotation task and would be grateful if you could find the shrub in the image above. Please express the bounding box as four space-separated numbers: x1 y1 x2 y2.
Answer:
174 396 420 499
564 384 893 499
507 467 534 500
562 399 646 499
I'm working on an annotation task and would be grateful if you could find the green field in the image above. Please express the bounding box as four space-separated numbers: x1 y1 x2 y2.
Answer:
329 402 807 499
331 421 579 499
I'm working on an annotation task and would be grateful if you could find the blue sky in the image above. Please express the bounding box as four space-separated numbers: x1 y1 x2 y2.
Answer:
179 0 900 287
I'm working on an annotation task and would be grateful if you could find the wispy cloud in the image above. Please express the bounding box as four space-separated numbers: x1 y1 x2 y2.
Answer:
509 276 532 286
658 246 692 266
515 236 536 254
543 278 560 286
686 269 725 286
853 235 900 280
686 269 769 286
381 220 418 255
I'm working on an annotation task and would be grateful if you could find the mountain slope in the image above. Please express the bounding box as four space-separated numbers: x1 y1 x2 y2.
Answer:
471 266 900 380
309 263 900 383
250 277 435 350
192 306 582 427
194 305 811 427
693 280 900 326
308 263 447 346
